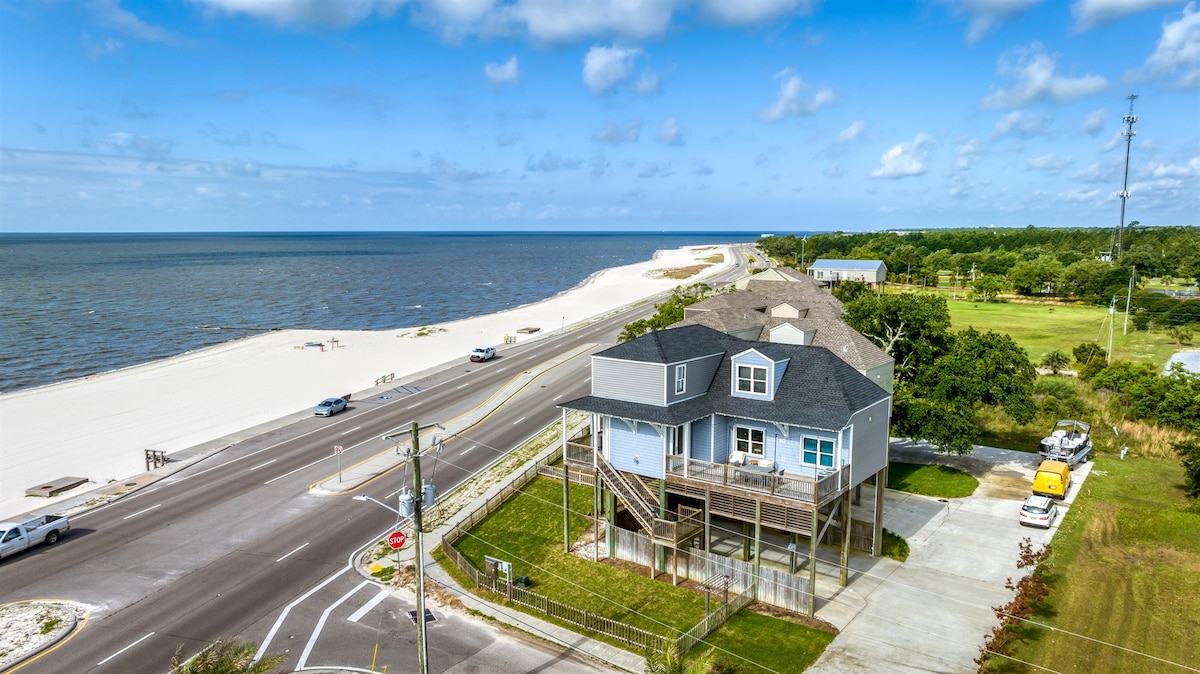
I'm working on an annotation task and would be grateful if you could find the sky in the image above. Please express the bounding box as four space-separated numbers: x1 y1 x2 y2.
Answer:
0 0 1197 233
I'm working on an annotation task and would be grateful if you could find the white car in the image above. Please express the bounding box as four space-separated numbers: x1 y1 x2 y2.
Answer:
314 397 347 416
1019 495 1058 528
470 346 496 362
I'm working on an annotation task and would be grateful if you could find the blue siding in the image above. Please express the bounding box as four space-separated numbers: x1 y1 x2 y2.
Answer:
729 350 774 401
688 416 718 462
608 418 665 480
773 358 789 392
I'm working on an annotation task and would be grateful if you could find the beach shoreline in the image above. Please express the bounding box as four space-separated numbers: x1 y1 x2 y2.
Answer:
0 244 737 519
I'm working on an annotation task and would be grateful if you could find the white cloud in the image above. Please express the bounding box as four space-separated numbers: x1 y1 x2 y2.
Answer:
825 163 845 177
871 133 936 178
633 70 661 94
430 154 483 181
835 120 865 144
1025 152 1075 174
955 137 983 169
87 131 174 160
496 132 519 146
593 118 642 144
1082 108 1108 134
1138 3 1200 89
939 0 1044 44
1058 187 1102 202
993 110 1052 138
81 32 124 59
485 56 520 84
982 43 1107 108
193 0 406 28
638 161 672 178
525 151 582 171
658 117 683 146
700 0 818 25
93 0 179 42
582 45 643 94
1072 0 1183 31
511 0 677 43
590 150 611 178
757 68 836 121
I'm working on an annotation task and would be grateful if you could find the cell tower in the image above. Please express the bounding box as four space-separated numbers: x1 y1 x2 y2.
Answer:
1114 94 1138 260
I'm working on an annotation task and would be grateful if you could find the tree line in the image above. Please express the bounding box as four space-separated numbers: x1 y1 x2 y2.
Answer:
760 226 1200 325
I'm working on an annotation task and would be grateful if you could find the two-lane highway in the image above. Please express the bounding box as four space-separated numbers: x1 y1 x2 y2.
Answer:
0 255 749 672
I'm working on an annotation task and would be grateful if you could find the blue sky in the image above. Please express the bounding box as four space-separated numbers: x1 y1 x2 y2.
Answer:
1 0 1197 232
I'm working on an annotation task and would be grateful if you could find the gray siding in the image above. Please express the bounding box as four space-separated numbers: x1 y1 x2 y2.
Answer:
865 361 894 394
666 353 722 405
591 357 665 405
847 397 890 485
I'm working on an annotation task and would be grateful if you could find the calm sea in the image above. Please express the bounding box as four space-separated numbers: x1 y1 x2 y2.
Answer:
0 232 754 393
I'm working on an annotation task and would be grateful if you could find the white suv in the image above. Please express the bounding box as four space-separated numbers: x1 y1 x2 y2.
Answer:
470 347 496 362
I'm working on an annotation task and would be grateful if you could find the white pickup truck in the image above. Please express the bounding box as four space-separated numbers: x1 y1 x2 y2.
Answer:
0 515 70 561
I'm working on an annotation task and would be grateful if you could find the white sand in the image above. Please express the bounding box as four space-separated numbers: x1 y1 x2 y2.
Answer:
0 245 735 519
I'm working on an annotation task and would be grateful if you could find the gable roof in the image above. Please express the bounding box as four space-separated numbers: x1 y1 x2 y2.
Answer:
592 323 728 364
564 328 888 431
807 259 885 271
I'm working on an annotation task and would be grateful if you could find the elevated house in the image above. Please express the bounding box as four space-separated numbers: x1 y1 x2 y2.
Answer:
806 259 887 286
560 324 891 612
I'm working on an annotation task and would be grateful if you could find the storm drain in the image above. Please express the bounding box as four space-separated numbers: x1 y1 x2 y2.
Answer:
407 609 436 625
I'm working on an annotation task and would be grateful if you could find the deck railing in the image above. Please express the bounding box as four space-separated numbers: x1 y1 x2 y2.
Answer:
664 455 849 506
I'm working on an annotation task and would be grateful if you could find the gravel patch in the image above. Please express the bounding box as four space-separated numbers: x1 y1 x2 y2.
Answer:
0 601 83 670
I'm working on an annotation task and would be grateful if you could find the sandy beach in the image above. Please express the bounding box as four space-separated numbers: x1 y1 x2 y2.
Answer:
0 244 735 519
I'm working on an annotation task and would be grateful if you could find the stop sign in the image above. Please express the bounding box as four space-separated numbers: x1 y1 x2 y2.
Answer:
387 530 407 549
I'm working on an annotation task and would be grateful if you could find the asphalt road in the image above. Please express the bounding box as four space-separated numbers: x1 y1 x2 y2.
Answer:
1 251 752 673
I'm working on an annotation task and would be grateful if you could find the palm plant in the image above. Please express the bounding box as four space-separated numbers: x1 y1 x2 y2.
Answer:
170 639 287 674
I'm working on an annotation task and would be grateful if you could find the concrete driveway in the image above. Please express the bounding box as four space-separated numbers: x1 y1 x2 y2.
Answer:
807 440 1091 674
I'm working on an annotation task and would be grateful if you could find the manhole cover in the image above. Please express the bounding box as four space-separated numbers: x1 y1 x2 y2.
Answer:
407 609 436 625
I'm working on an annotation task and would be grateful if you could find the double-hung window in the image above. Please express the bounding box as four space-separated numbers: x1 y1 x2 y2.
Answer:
674 364 686 395
735 426 765 455
803 438 835 467
736 365 767 394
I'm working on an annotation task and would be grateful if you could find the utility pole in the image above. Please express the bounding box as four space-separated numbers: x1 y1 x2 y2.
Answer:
382 420 443 674
1115 94 1138 260
1124 265 1135 335
1107 297 1116 364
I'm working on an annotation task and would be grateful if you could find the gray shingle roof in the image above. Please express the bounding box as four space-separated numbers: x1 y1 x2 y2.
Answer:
563 325 889 430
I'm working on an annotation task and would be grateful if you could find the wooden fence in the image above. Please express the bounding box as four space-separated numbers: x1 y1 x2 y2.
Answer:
610 528 811 615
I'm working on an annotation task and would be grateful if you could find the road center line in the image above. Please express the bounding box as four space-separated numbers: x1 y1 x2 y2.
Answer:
512 416 527 425
264 455 331 484
456 383 470 389
298 579 371 669
249 459 277 471
340 426 362 435
347 589 390 623
121 504 161 521
256 566 351 662
276 542 309 562
553 394 563 401
97 631 155 666
405 403 421 409
462 445 477 455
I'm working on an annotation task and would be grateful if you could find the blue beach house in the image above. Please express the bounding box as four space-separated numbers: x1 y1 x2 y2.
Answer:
806 259 887 285
560 324 891 608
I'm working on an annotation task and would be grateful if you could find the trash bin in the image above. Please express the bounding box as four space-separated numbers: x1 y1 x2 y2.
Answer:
515 575 530 588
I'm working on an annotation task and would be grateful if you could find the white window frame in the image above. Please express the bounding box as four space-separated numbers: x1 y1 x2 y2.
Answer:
674 364 686 395
736 364 768 395
734 426 765 455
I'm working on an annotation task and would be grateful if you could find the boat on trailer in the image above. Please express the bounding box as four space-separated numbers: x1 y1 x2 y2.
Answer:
1038 420 1093 465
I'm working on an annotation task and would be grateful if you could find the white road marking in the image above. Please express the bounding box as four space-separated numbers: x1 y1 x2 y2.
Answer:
264 455 332 484
496 367 507 372
347 589 390 623
462 445 477 455
456 383 470 389
406 403 422 409
298 580 371 668
121 504 161 520
553 394 563 401
249 459 277 471
512 416 526 425
340 426 362 435
255 566 351 662
119 487 159 501
276 542 309 562
97 631 155 665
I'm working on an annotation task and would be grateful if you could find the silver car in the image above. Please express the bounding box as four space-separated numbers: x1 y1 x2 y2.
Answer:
314 397 347 416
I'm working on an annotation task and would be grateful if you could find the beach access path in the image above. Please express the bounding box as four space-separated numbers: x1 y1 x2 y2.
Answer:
0 244 743 520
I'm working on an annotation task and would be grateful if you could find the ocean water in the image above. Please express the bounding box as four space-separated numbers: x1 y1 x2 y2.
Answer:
0 232 751 393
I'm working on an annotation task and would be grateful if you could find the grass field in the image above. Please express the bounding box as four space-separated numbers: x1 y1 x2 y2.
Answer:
448 476 836 667
887 462 979 498
944 299 1183 368
985 455 1200 673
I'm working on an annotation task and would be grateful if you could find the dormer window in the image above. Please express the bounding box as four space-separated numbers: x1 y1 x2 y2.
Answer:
674 364 686 395
736 365 767 394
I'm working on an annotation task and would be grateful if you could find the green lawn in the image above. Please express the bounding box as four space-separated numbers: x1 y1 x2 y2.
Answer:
887 461 979 498
448 476 836 666
700 610 835 673
986 455 1200 673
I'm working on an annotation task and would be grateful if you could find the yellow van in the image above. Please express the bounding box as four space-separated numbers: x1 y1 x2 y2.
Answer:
1032 460 1071 500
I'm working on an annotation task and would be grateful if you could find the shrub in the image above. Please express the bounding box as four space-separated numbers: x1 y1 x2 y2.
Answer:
1177 439 1200 499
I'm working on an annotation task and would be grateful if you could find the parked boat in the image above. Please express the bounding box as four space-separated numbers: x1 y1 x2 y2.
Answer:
1038 420 1093 465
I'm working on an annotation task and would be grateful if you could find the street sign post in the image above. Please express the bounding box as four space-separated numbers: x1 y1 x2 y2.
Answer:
335 445 343 482
387 530 407 549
